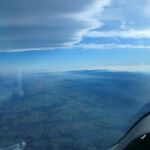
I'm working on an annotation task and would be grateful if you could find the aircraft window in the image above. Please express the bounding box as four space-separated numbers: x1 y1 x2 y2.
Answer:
0 0 150 150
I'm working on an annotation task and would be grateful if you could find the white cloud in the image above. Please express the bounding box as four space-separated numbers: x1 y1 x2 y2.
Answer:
71 65 150 73
69 0 111 44
77 43 150 50
87 29 150 39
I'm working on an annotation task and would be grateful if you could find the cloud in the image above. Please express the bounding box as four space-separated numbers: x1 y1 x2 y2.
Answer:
78 65 150 72
0 0 111 51
77 0 150 52
1 0 150 52
101 0 150 29
86 29 150 39
144 0 150 17
77 43 150 50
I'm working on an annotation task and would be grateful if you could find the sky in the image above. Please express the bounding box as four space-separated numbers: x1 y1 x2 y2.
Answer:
0 0 150 73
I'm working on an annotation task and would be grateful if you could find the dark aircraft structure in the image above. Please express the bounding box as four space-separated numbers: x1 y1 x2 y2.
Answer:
109 112 150 150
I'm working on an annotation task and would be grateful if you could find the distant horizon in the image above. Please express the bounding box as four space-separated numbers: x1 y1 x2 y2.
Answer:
0 65 150 75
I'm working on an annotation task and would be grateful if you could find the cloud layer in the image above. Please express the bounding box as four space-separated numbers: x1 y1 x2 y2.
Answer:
0 0 110 51
1 0 150 52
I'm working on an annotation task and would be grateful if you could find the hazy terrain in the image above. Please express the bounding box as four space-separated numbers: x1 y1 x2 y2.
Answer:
0 70 150 150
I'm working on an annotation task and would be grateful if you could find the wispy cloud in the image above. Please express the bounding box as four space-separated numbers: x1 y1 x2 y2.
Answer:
144 0 150 17
77 43 150 50
78 65 150 72
86 29 150 39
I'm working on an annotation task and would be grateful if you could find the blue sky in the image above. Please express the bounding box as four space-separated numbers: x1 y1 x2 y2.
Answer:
0 0 150 73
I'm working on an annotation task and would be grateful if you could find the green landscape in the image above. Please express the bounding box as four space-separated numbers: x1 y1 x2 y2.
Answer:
0 70 150 150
